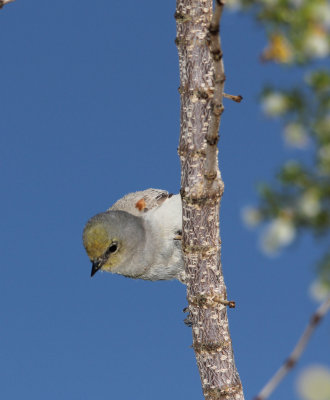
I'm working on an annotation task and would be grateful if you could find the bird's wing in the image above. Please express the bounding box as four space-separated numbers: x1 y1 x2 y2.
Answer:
109 189 173 217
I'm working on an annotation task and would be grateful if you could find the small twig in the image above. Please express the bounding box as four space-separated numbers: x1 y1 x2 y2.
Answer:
223 93 243 103
254 296 330 400
219 299 236 308
0 0 15 9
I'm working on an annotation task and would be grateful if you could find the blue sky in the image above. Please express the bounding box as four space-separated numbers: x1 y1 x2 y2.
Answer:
0 1 328 399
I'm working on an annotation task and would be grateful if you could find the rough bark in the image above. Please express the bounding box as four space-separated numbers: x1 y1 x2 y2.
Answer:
175 1 245 399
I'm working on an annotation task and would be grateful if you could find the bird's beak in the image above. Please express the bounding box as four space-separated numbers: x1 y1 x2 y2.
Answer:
91 260 102 277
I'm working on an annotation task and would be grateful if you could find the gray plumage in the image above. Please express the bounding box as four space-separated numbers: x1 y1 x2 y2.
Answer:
83 189 184 281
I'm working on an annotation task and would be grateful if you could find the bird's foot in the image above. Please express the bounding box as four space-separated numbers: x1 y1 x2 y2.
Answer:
183 306 192 327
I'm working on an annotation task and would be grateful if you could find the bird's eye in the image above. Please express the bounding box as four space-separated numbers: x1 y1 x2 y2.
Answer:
107 243 118 255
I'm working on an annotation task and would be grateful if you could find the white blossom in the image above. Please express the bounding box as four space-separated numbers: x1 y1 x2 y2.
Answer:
319 144 330 162
312 3 330 29
284 122 309 148
260 217 296 255
296 365 330 400
303 32 329 58
309 280 330 302
262 93 288 117
225 0 242 11
242 207 262 228
298 190 321 218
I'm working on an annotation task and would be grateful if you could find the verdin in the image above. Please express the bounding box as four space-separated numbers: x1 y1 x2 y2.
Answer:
83 189 184 281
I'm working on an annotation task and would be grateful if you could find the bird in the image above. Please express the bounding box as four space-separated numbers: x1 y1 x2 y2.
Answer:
83 189 184 282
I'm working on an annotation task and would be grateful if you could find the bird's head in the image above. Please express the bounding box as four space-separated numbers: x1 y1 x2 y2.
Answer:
82 210 145 277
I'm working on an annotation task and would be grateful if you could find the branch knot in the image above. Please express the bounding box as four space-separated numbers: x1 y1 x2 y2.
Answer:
188 293 236 309
174 11 190 22
204 383 243 400
182 244 218 256
181 189 222 205
193 339 231 353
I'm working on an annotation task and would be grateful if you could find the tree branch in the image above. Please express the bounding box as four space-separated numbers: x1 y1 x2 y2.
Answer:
223 93 243 103
254 297 330 400
175 1 244 399
0 0 15 9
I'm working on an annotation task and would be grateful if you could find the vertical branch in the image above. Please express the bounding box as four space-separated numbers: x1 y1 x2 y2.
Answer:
175 1 244 399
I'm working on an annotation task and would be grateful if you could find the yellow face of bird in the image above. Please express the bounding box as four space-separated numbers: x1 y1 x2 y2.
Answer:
83 222 121 272
83 224 110 259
